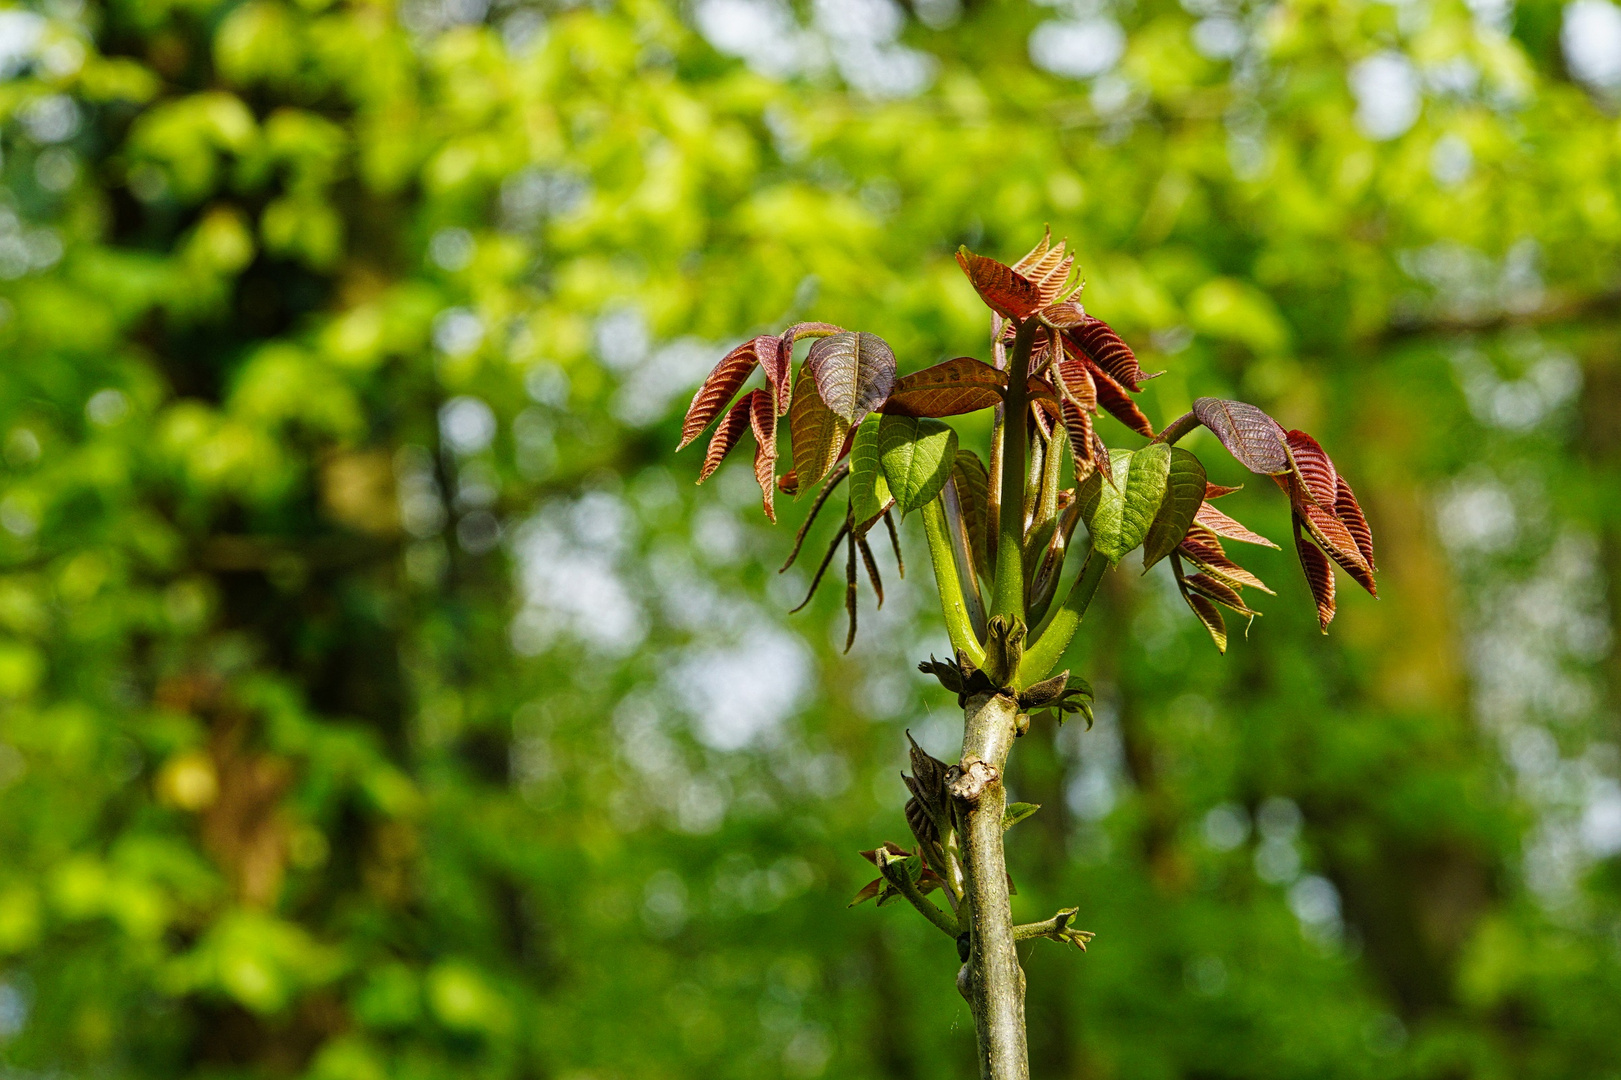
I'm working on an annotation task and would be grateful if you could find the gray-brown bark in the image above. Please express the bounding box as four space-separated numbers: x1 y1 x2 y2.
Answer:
952 690 1028 1080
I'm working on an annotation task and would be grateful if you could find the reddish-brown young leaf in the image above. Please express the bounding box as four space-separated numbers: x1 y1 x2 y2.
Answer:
774 322 842 415
1283 429 1337 510
1335 475 1377 571
806 331 897 424
1179 526 1274 593
699 394 753 483
881 356 1007 417
1294 519 1337 631
1012 228 1076 307
749 389 778 522
1184 572 1260 616
789 363 852 491
1300 502 1376 594
1205 481 1244 499
1061 398 1096 477
680 336 768 450
1038 300 1088 328
1088 431 1111 482
1087 359 1155 436
956 246 1041 319
1184 587 1229 653
1064 316 1151 393
848 878 884 907
1192 398 1292 474
1193 500 1280 549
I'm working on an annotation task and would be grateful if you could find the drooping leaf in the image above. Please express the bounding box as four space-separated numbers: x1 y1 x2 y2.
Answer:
791 516 851 614
1300 503 1377 595
699 394 753 483
877 414 958 517
952 449 991 580
1294 520 1337 631
1064 316 1151 393
754 335 793 418
1087 358 1155 436
1192 397 1291 474
1283 429 1337 509
1078 443 1172 563
789 363 851 492
748 389 777 521
1061 399 1096 479
1002 802 1041 830
780 462 849 572
806 331 898 425
1183 571 1260 615
955 247 1041 319
1051 355 1098 470
1335 475 1376 571
881 356 1007 417
680 336 771 450
1182 586 1229 653
858 536 883 607
1141 447 1207 571
848 416 894 527
1179 526 1274 594
1194 500 1280 548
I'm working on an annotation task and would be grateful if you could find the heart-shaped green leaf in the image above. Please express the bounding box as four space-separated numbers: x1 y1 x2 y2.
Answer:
848 416 893 527
1141 447 1207 571
878 415 958 517
1078 443 1172 563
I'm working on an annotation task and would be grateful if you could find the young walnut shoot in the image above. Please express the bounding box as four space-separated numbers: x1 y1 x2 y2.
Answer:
679 231 1378 1080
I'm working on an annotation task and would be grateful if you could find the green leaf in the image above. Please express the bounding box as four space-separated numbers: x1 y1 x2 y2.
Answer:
951 450 991 582
878 415 958 517
1003 802 1041 830
1078 443 1172 563
1142 448 1207 571
789 363 850 492
848 416 892 526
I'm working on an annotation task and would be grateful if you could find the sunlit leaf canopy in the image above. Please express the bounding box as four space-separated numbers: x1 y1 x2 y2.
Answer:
1 0 1621 1077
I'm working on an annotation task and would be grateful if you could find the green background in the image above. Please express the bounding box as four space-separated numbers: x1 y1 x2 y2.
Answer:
2 0 1620 1076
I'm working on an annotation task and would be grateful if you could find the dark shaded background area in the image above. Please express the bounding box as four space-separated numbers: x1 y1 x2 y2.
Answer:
1 0 1620 1076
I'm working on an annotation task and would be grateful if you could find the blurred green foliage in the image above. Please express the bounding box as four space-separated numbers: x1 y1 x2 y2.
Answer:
1 0 1620 1077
